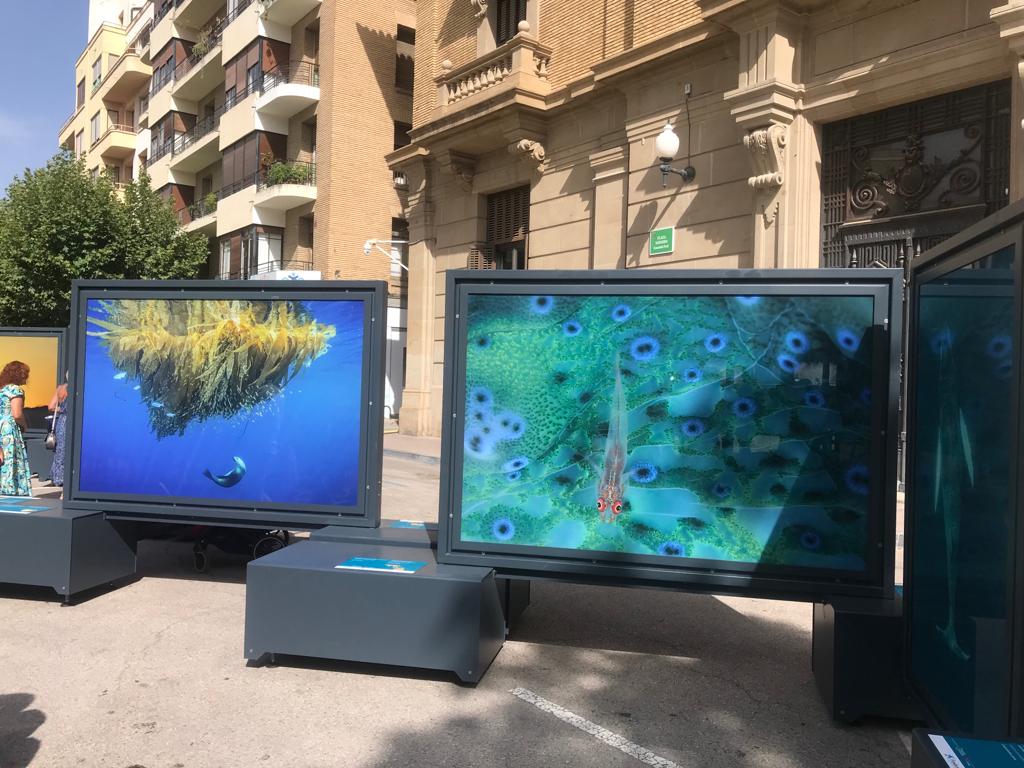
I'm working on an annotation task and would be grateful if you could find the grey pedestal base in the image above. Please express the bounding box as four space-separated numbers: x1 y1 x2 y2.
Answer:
245 540 506 683
812 595 920 723
0 498 137 601
311 521 532 633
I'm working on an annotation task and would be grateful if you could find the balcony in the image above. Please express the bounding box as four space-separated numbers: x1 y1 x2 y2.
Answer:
59 106 84 146
254 160 316 210
95 124 137 161
218 256 314 281
178 193 218 234
170 110 221 172
435 34 552 119
259 0 321 27
172 23 225 100
126 1 154 63
96 49 151 104
174 0 226 29
254 63 319 118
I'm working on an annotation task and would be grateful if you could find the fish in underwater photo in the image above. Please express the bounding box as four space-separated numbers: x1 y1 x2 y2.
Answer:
456 292 878 574
77 297 366 507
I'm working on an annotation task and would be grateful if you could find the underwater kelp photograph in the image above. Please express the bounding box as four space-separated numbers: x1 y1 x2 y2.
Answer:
457 292 879 574
78 297 365 507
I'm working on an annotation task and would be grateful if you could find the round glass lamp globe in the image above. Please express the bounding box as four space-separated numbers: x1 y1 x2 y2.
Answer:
655 123 680 161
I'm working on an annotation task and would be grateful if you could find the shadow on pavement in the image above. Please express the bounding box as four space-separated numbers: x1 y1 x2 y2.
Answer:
0 694 44 768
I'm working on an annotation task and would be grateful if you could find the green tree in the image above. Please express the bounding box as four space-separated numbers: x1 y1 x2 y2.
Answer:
0 151 209 327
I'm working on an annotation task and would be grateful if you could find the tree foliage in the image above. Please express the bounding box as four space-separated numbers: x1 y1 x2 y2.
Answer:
0 151 210 327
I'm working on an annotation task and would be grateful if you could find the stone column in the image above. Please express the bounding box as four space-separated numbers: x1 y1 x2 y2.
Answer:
992 1 1024 203
711 0 822 268
395 154 439 436
589 145 629 269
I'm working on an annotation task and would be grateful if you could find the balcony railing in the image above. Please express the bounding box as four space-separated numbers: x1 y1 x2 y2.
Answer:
224 0 255 27
219 173 259 198
155 0 175 23
437 34 552 108
218 256 313 280
174 18 226 81
150 63 175 95
146 137 174 166
172 107 223 155
177 192 219 224
257 160 316 189
261 62 320 92
393 169 408 189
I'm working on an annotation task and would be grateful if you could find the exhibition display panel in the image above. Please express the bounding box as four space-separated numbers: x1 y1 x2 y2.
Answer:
0 327 64 433
62 280 388 529
437 270 902 601
905 201 1024 739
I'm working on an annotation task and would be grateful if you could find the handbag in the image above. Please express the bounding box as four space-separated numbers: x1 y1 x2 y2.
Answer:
44 406 59 451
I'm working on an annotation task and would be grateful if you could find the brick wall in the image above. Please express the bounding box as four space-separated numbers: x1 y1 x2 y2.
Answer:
412 0 704 127
315 1 414 281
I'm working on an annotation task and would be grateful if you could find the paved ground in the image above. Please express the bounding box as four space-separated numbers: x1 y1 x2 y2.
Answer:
0 436 912 768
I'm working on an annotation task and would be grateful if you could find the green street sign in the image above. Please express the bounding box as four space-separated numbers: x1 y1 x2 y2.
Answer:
649 227 675 256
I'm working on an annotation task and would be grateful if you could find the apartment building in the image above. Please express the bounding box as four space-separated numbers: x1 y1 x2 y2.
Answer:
389 0 1024 436
59 2 153 187
60 0 417 418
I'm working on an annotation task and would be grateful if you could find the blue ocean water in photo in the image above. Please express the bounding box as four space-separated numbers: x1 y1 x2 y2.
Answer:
458 293 877 573
78 298 365 507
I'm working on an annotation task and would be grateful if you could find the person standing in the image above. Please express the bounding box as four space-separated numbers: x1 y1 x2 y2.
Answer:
48 373 69 489
0 361 32 496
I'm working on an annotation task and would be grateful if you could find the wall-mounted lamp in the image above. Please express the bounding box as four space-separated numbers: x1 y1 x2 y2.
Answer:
655 123 695 187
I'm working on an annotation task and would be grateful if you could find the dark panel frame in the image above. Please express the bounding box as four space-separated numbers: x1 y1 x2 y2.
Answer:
904 198 1024 738
437 269 902 602
62 280 387 530
0 326 66 435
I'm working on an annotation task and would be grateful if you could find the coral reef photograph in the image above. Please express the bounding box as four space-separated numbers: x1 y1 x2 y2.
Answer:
457 292 879 574
78 297 365 507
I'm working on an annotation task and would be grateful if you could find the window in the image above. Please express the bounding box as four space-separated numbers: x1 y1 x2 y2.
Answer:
92 56 102 88
219 240 232 278
201 175 213 197
225 86 237 108
90 112 101 144
256 231 282 273
397 25 416 45
495 0 527 46
478 186 529 270
75 130 84 155
396 52 414 92
246 64 260 94
393 121 412 150
107 166 120 183
76 79 85 108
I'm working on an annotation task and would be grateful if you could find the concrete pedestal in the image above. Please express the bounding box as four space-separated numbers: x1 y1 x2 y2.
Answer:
0 497 136 601
812 595 920 723
245 540 506 683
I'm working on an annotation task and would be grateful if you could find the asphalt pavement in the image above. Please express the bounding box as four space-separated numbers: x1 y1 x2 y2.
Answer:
0 435 912 768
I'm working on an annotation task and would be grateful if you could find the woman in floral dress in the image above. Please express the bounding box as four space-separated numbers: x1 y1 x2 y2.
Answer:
0 361 32 496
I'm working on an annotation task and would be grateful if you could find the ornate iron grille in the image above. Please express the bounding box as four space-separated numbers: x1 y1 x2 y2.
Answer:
821 80 1011 269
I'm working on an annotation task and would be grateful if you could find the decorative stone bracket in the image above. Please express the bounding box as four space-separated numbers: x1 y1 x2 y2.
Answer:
470 0 488 19
438 150 478 192
508 138 546 168
743 124 787 224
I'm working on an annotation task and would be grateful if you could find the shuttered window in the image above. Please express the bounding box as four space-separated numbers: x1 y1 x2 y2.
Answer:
496 0 527 45
472 186 529 270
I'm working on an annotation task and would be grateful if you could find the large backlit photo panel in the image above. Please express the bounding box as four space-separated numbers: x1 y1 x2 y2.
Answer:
440 271 900 598
65 281 387 527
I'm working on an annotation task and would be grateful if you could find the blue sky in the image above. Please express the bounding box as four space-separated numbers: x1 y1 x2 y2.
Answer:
0 1 89 192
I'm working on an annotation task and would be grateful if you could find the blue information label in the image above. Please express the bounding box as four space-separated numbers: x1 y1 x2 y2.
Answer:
389 520 427 529
334 557 427 574
930 734 1024 767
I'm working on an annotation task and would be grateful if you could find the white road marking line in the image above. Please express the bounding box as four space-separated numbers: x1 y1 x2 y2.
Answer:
510 687 684 768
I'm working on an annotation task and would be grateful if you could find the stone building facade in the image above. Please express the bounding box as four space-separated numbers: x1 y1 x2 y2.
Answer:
390 0 1024 436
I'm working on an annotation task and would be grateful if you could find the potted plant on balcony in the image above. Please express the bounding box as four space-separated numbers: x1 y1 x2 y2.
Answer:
191 25 214 59
202 192 218 213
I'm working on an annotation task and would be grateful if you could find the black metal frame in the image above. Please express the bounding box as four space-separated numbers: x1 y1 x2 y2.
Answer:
903 199 1024 738
437 269 902 602
0 327 66 435
62 280 387 530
